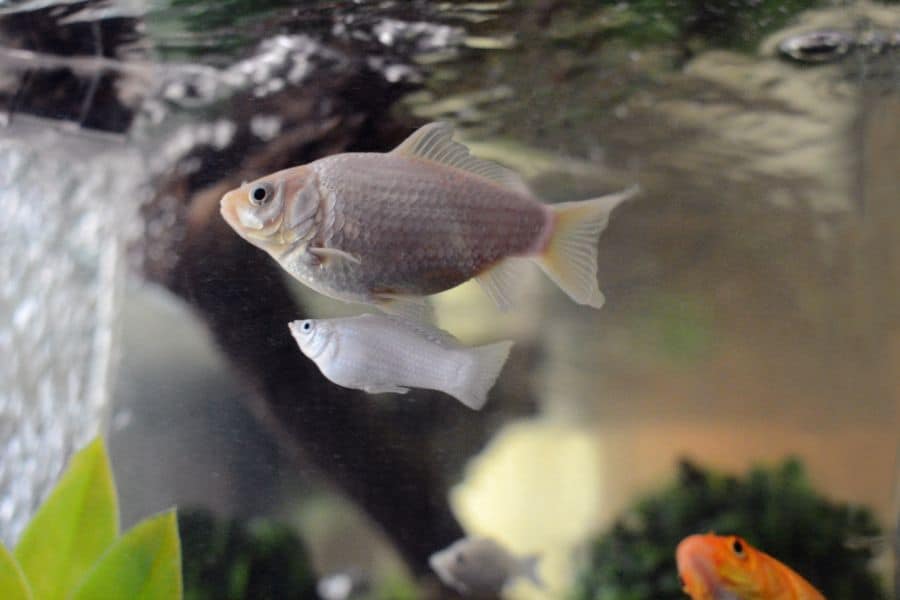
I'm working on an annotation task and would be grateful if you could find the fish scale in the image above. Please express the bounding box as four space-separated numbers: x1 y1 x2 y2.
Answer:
309 152 546 297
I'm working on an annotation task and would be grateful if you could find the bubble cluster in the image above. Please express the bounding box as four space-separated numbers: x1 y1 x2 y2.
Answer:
0 124 142 545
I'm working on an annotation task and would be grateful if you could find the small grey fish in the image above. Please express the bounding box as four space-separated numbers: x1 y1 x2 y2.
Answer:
429 537 543 596
221 121 637 321
287 314 512 410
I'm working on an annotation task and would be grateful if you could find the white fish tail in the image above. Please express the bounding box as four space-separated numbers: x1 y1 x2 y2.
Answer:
535 185 638 308
448 340 513 410
518 554 544 588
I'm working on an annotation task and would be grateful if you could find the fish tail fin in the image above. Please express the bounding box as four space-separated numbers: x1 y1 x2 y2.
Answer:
450 340 513 410
535 185 638 308
518 554 544 588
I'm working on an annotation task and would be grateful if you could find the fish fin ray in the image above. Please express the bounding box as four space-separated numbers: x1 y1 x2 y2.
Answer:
309 246 361 264
376 295 434 323
379 314 460 348
391 122 531 195
448 340 513 410
535 185 638 308
474 257 532 311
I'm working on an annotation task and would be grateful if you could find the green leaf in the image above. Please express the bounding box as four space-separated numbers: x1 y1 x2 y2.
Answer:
0 543 32 600
70 510 182 600
15 437 119 600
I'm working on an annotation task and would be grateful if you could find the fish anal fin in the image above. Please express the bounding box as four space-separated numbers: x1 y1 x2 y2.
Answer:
474 257 532 312
391 122 531 195
376 294 434 323
309 246 361 265
363 384 410 395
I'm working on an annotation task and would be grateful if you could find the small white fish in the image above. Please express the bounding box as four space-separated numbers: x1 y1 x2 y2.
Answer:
287 314 512 410
429 537 543 596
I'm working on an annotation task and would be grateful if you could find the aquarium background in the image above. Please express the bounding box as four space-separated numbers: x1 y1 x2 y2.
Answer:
1 0 898 598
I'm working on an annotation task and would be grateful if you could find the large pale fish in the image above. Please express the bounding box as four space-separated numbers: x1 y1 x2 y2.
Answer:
221 121 636 320
287 314 512 410
676 534 826 600
429 536 543 596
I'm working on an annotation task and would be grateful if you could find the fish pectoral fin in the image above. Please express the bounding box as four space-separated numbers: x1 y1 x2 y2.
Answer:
308 246 362 265
376 294 434 323
474 257 532 312
390 122 531 195
363 384 410 395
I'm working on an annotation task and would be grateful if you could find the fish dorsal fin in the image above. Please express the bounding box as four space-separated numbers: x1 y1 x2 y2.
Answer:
391 122 531 195
374 311 461 348
376 294 434 324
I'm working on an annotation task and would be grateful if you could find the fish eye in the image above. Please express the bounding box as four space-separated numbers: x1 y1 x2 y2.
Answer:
731 538 745 557
456 554 465 565
678 575 686 588
302 321 312 332
249 182 273 206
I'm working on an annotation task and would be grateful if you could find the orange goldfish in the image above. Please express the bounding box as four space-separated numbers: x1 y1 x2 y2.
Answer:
220 122 636 320
676 534 826 600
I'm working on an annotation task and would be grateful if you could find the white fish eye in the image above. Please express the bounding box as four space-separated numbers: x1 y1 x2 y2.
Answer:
249 182 273 206
301 320 313 333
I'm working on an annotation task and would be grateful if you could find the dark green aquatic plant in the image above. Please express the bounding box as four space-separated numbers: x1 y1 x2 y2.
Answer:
179 509 317 600
0 437 182 600
573 458 886 600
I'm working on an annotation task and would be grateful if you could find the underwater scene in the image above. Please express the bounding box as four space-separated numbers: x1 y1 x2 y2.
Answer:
1 0 899 598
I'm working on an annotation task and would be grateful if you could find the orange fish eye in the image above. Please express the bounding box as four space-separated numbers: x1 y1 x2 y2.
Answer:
731 537 746 558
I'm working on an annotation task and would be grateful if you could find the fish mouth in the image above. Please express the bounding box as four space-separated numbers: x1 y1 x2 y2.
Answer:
219 192 242 230
676 536 722 599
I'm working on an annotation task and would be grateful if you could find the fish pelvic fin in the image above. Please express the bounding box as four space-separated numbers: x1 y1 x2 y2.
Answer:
376 294 434 323
535 185 638 309
517 554 544 589
309 246 361 265
448 340 513 410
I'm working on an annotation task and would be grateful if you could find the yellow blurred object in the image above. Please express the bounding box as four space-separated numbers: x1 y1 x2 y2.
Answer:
450 419 604 599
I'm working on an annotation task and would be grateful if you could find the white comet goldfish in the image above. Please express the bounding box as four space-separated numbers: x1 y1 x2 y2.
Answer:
221 121 636 320
287 314 513 410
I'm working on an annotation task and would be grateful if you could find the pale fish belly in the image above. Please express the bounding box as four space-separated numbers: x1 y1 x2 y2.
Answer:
307 153 549 299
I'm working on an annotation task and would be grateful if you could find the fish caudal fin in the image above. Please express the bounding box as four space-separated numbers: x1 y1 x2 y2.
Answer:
449 340 514 410
536 185 638 308
518 554 544 588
